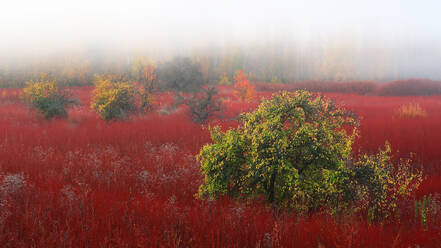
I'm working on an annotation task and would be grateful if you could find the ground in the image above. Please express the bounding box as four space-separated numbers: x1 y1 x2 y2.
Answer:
0 86 440 247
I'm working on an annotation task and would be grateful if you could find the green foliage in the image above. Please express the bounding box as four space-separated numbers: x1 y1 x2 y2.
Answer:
157 57 205 92
198 90 358 212
175 86 222 124
22 79 77 119
90 78 136 121
197 90 422 217
350 143 422 221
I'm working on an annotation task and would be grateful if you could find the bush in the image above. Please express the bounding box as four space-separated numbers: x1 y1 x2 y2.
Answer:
396 103 427 118
173 86 222 124
22 79 77 119
90 78 136 121
198 90 358 212
350 142 422 221
157 57 205 92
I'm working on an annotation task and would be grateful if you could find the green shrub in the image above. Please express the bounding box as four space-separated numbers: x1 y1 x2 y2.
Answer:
22 79 77 119
198 90 358 212
90 79 136 121
350 142 422 221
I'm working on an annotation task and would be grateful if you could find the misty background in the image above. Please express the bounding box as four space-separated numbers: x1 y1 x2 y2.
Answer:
1 0 441 86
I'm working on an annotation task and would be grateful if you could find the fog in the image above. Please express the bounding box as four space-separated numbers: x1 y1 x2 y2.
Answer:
1 0 441 82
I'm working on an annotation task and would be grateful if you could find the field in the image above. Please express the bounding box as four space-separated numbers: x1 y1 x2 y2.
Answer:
0 85 441 247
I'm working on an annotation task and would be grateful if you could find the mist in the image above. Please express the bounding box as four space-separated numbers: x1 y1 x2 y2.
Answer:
1 0 441 82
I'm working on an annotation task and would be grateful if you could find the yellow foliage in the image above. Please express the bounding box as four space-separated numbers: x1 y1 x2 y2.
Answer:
23 79 58 102
90 77 136 121
397 103 427 118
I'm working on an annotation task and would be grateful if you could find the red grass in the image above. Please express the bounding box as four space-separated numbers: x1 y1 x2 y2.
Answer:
0 86 440 247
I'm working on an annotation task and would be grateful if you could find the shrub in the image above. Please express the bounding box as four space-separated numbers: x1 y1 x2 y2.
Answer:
198 90 358 212
350 142 422 221
90 78 136 121
175 86 222 123
22 79 77 119
397 103 427 118
233 70 256 101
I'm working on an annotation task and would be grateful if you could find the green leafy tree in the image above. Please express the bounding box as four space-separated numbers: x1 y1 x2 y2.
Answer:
22 78 77 119
90 78 136 121
198 90 358 212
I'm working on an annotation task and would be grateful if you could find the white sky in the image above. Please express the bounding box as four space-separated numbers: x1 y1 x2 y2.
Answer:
0 0 440 52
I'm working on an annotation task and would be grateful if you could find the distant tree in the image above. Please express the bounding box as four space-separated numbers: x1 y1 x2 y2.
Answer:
233 70 256 101
138 65 159 113
131 56 148 82
157 57 205 92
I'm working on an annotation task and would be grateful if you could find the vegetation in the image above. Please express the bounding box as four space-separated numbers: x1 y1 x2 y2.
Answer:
157 57 205 92
138 65 160 113
198 90 421 217
233 70 256 101
350 142 422 221
0 85 440 246
397 102 427 118
198 90 358 211
22 78 77 119
176 86 222 123
173 86 221 124
218 74 232 85
90 77 137 121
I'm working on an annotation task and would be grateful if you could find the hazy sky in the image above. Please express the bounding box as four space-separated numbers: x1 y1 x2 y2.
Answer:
1 0 440 51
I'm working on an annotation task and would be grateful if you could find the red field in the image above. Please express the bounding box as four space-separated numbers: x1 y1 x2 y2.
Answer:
0 86 440 247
